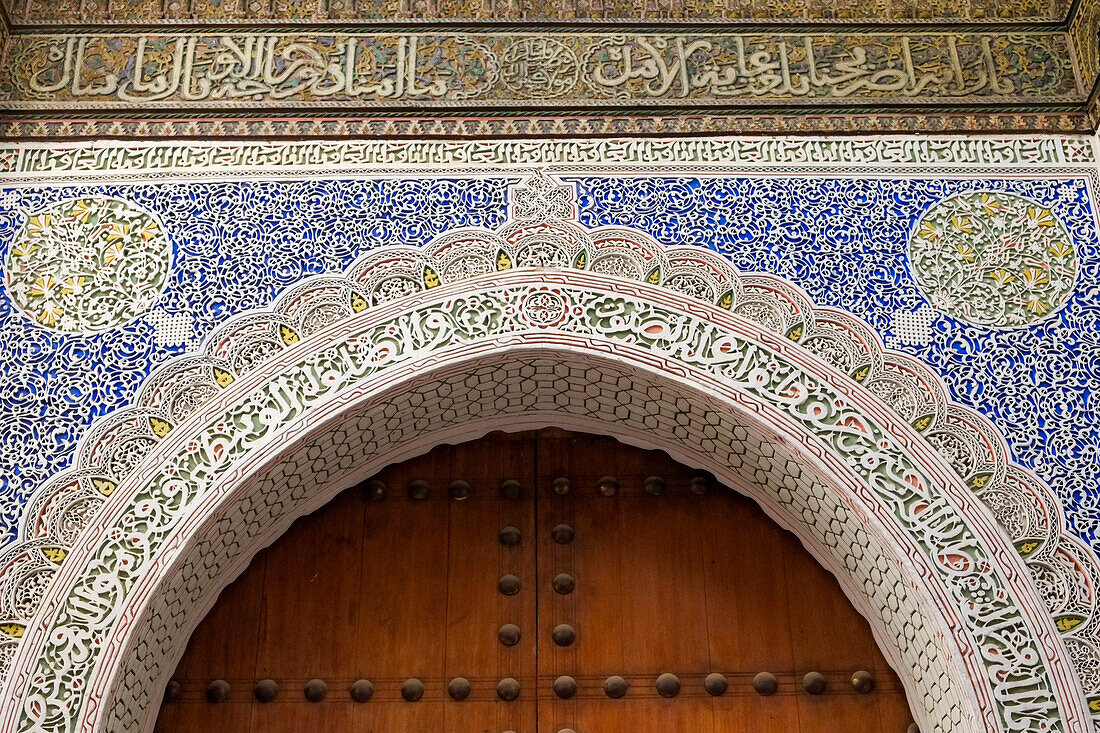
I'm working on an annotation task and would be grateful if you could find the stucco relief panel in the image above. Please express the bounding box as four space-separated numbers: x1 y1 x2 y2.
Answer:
0 32 1079 110
0 141 1098 731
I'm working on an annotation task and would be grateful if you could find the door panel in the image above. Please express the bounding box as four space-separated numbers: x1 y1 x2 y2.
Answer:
256 485 365 681
699 491 796 672
156 429 914 733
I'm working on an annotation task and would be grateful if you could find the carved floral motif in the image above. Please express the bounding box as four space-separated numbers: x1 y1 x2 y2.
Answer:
9 0 1068 25
3 197 171 332
909 191 1077 327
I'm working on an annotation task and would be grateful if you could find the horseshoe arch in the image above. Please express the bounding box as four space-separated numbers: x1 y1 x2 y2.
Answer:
0 181 1094 733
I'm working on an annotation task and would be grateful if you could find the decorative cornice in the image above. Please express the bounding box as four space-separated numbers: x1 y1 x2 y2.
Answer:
2 111 1095 137
1070 0 1100 95
0 1 1076 28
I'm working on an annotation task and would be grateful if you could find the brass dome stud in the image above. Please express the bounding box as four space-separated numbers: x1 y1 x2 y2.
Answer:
552 477 572 495
553 675 579 699
551 523 574 544
851 670 875 693
407 480 430 500
499 526 522 547
551 623 577 646
802 671 826 695
448 677 472 701
497 678 521 701
644 476 666 496
753 672 778 696
205 679 230 703
558 729 577 733
448 480 470 501
498 574 521 595
655 673 681 698
704 673 728 696
401 678 425 702
907 724 920 733
597 475 620 497
604 675 629 698
254 679 278 703
164 680 182 703
349 679 374 702
552 573 575 594
498 623 522 646
363 480 386 501
689 475 709 495
304 679 327 703
500 480 522 500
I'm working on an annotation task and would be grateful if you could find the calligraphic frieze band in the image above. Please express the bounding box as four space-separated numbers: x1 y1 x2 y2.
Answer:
1 137 1095 184
0 31 1079 110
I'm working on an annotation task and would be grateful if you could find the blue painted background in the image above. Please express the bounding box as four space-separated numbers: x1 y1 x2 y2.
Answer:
0 175 1097 553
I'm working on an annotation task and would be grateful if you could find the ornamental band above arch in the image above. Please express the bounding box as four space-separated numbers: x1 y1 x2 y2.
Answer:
0 174 1097 733
0 32 1078 107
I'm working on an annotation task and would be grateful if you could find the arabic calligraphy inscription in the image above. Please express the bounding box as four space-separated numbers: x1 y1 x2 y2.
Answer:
501 38 581 99
1 32 1076 108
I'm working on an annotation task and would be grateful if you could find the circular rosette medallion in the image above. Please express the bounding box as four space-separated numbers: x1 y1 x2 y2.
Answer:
520 290 568 327
908 192 1077 327
5 197 172 332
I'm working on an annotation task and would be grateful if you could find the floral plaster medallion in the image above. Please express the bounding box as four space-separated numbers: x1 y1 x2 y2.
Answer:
4 197 171 333
908 191 1077 327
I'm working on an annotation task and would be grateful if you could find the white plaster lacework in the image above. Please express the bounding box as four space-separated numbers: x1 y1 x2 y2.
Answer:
0 174 1095 733
3 197 172 333
907 192 1078 328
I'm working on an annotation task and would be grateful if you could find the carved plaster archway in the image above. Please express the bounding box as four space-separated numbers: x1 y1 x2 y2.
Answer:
0 176 1096 733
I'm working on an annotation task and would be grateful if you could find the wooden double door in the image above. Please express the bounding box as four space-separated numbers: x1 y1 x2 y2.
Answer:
156 430 914 732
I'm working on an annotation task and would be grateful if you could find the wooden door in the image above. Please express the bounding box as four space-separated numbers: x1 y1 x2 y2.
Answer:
156 430 915 733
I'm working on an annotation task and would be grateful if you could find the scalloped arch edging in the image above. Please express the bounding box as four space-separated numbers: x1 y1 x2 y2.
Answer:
0 175 1095 733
